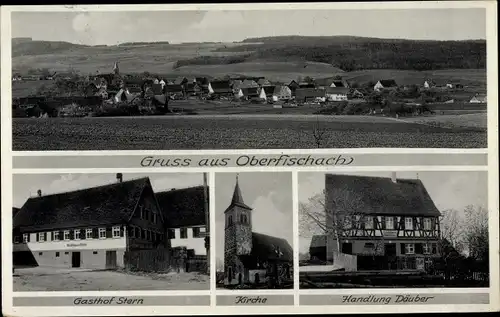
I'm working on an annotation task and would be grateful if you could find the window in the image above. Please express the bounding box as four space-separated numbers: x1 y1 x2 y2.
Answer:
385 217 394 230
168 229 175 239
64 230 70 240
405 243 415 254
93 251 98 255
180 228 188 239
365 217 373 229
53 231 60 241
38 252 43 256
74 230 81 240
193 227 201 238
112 226 121 238
65 252 69 255
431 243 438 255
86 229 93 239
38 232 45 242
423 243 431 254
99 228 106 239
228 215 233 226
200 227 206 233
14 236 20 243
56 252 60 257
424 218 432 230
23 233 29 243
405 217 413 230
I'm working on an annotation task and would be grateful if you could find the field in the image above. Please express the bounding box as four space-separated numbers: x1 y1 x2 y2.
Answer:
12 115 487 150
13 266 209 291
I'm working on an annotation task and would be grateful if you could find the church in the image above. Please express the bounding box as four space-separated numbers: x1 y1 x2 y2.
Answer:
223 176 293 288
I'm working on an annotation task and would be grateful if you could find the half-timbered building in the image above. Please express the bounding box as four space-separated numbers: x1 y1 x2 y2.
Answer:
324 173 441 271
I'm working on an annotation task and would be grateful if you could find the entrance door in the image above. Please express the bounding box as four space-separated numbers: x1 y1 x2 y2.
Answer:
71 252 81 268
105 251 117 269
385 244 397 270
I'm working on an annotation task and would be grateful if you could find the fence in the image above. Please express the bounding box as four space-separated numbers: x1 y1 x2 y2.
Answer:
124 248 171 272
332 251 357 271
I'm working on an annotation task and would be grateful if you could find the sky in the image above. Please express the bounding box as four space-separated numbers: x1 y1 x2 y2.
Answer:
12 173 206 208
298 171 488 254
214 172 293 266
11 8 486 45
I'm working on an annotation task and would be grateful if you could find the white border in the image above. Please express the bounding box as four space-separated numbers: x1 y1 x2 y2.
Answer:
2 1 499 315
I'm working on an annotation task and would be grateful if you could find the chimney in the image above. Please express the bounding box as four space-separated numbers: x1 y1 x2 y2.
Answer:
37 189 42 197
116 173 123 183
391 172 397 183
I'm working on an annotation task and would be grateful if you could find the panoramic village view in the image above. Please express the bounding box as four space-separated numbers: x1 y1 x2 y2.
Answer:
298 171 489 288
10 9 487 150
12 173 210 291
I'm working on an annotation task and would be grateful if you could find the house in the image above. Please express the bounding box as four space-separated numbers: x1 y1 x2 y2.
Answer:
374 80 398 91
446 83 464 89
156 186 209 256
325 87 349 102
295 88 326 103
309 235 327 262
12 174 167 269
315 77 349 88
223 176 293 287
272 86 292 101
470 95 487 104
165 84 185 99
208 81 233 97
322 173 441 271
258 87 268 100
299 82 316 89
288 80 300 95
257 78 272 87
423 80 436 89
185 83 202 96
261 86 275 98
241 79 259 89
241 87 261 99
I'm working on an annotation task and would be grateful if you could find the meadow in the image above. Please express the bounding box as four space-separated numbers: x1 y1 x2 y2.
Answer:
12 116 486 150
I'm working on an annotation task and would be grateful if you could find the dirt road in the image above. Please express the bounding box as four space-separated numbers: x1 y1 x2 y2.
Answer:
13 267 209 291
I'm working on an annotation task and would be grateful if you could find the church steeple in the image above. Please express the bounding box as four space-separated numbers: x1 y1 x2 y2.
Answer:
226 174 252 212
113 62 120 75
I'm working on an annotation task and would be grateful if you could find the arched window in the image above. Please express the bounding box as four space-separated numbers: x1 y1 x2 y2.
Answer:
228 215 233 226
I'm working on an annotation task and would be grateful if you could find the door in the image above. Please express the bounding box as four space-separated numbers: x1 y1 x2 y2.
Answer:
105 251 117 269
385 244 397 270
71 252 81 268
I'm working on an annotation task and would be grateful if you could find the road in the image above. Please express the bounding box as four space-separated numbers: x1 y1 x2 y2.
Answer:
13 266 209 291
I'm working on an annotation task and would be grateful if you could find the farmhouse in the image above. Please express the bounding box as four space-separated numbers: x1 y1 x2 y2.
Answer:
165 84 185 99
157 186 209 256
321 173 441 271
288 80 300 95
208 80 233 97
241 87 261 100
470 94 487 103
257 78 273 87
223 176 293 287
295 88 326 103
315 77 349 88
374 79 398 91
325 87 349 102
272 85 292 101
13 174 167 270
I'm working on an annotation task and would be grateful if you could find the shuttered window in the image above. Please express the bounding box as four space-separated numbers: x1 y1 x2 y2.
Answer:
53 231 60 241
193 227 201 238
23 233 29 243
99 228 106 239
38 232 45 242
74 230 81 240
64 230 70 240
423 243 431 254
180 228 188 239
86 229 93 239
112 226 121 238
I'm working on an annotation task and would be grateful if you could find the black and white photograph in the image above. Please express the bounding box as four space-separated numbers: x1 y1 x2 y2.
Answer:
215 172 293 289
12 172 210 291
10 8 487 150
298 171 489 288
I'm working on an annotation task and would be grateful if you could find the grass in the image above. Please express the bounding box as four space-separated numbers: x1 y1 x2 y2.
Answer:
12 116 486 150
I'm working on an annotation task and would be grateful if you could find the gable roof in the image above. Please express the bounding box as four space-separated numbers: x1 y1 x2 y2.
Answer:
13 207 20 219
210 80 232 93
309 234 327 248
241 79 259 88
273 85 292 95
257 78 272 86
326 87 350 94
156 186 207 228
251 232 293 262
241 87 260 97
295 88 325 99
325 174 441 216
377 79 398 87
14 177 151 232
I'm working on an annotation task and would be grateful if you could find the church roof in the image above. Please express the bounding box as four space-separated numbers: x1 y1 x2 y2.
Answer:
251 232 293 262
225 177 252 212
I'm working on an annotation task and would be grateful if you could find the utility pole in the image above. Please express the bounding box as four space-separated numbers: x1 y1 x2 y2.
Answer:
203 173 210 275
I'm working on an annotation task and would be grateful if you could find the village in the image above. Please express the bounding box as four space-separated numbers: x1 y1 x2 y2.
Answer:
12 61 486 119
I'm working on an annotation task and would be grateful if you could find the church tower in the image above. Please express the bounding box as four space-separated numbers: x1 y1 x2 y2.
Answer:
113 62 120 75
224 174 253 284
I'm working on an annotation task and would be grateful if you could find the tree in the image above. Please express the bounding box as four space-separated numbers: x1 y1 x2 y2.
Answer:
463 205 488 263
440 209 465 254
299 186 365 254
